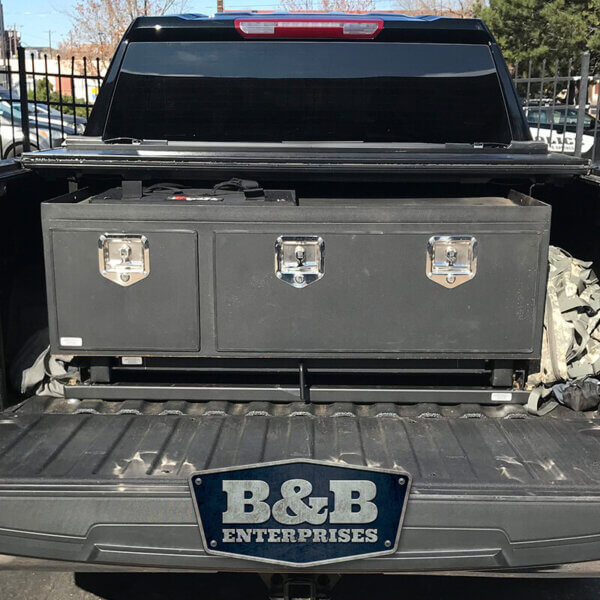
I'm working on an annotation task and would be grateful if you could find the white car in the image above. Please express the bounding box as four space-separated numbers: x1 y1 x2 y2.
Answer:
0 118 51 157
0 101 58 157
526 106 596 157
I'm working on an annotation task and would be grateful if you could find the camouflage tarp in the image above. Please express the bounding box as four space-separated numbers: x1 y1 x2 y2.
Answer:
527 246 600 413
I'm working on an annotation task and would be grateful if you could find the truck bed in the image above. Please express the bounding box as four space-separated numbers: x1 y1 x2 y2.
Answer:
1 396 600 573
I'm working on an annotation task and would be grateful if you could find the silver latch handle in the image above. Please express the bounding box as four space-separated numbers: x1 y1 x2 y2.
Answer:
426 235 478 289
120 244 132 264
275 236 325 289
445 247 457 266
99 234 150 287
295 246 306 266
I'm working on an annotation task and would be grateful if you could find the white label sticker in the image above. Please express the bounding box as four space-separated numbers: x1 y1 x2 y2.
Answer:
60 336 83 347
121 356 143 365
491 392 513 403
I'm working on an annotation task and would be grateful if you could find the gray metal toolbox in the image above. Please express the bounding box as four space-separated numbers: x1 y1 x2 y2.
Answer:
42 189 550 359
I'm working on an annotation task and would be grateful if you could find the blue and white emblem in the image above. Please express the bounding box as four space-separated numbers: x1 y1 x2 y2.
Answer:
189 460 410 567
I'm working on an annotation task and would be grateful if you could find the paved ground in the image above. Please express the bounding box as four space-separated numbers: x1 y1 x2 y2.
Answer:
1 572 600 599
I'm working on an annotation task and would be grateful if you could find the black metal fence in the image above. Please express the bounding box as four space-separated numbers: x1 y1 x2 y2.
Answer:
514 52 600 162
0 47 105 159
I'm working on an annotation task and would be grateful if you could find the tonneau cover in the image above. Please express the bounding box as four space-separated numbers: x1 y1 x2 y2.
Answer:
22 139 588 179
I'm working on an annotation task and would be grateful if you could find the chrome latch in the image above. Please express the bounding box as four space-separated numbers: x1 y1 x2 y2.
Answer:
426 235 477 288
98 234 150 287
275 236 324 288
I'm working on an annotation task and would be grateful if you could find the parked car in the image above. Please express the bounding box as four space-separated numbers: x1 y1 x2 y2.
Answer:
0 118 50 157
28 102 86 134
2 13 600 593
525 105 597 157
0 100 67 154
0 100 53 157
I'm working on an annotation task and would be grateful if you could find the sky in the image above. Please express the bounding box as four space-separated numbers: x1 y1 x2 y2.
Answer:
3 0 399 48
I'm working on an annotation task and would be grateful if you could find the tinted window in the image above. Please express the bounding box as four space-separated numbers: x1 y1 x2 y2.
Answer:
105 41 512 143
552 108 579 126
564 109 579 125
550 109 595 129
526 109 548 124
0 101 21 118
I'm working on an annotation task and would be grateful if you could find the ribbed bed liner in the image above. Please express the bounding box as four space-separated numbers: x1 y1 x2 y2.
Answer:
2 396 600 492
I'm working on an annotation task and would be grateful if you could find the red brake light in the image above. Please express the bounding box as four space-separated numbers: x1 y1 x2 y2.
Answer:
234 18 383 39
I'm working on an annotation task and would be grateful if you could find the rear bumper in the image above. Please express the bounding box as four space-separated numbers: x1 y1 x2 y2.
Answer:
2 397 600 573
2 482 600 573
3 555 600 578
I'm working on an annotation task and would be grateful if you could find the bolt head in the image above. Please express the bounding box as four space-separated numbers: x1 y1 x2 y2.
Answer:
194 478 202 486
398 477 405 485
210 540 217 548
384 540 392 548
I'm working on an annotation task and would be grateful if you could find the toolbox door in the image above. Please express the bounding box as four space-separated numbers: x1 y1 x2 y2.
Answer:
48 228 200 352
215 228 546 356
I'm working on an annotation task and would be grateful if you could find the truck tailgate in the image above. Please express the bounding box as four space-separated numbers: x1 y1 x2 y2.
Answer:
0 397 600 572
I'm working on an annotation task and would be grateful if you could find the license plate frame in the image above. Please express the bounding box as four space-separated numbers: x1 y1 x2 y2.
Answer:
189 459 411 567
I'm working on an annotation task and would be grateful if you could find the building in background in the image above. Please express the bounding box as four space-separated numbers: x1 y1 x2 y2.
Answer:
26 47 57 60
0 3 7 87
4 29 19 59
0 2 4 61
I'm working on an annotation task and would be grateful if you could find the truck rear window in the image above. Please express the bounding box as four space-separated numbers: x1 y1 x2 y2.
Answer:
104 41 512 144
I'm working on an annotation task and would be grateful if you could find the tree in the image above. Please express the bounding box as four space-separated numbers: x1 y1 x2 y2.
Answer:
280 0 375 12
395 0 477 17
60 0 188 61
474 0 600 72
28 79 88 118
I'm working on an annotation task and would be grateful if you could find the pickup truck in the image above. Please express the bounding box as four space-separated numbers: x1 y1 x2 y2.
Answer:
1 12 600 599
